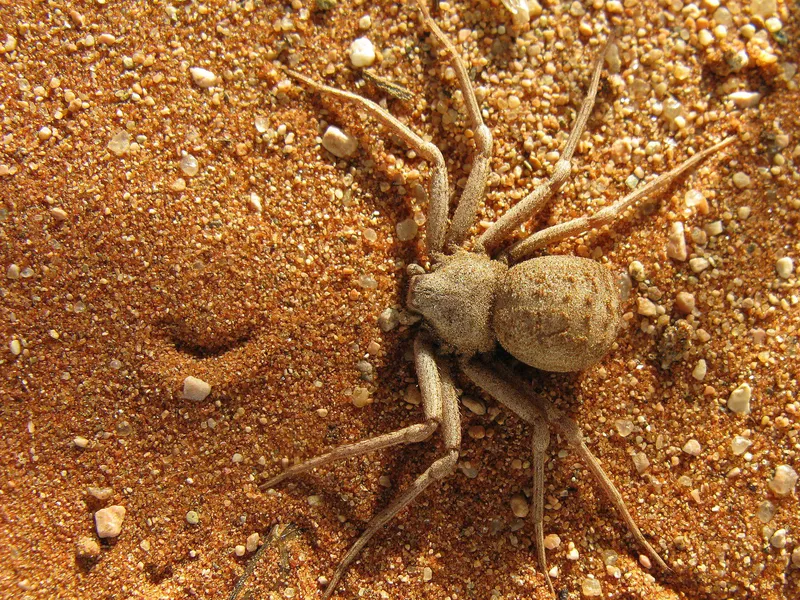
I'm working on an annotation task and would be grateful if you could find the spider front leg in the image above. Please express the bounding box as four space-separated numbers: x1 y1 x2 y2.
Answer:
262 333 462 599
284 69 450 255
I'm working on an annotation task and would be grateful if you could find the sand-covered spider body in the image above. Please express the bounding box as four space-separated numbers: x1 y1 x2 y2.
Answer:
262 1 734 597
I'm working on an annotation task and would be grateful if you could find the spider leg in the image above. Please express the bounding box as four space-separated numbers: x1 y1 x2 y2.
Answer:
477 37 611 254
461 357 669 581
531 415 555 596
284 69 449 255
323 351 462 599
415 0 493 249
508 135 736 262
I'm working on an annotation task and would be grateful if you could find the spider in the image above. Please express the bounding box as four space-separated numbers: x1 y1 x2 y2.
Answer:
261 1 734 597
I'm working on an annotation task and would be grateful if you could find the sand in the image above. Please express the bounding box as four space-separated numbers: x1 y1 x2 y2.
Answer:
1 1 798 599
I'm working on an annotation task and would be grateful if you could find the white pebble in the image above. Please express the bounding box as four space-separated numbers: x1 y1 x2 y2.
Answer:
7 263 20 279
566 541 579 560
246 532 260 552
396 218 418 241
727 383 752 414
543 533 561 549
234 545 246 557
95 505 126 538
769 528 787 549
775 257 794 279
422 566 433 582
247 192 262 213
728 91 761 108
689 257 710 273
321 125 358 158
348 37 375 68
581 577 601 596
682 439 702 456
352 387 371 408
378 307 399 332
666 221 688 261
107 131 130 156
182 376 211 401
692 359 707 381
190 66 217 88
732 171 752 189
180 154 199 176
73 436 89 448
9 339 21 356
731 435 752 455
768 465 798 496
750 0 777 19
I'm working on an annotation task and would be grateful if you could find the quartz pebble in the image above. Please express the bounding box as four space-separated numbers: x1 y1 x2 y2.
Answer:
95 505 126 538
566 541 580 560
246 532 260 552
581 577 601 596
770 529 787 549
728 91 762 108
543 533 561 549
510 493 529 518
768 465 798 496
682 439 702 456
190 66 217 88
692 359 707 381
234 545 246 557
75 536 101 561
186 510 200 525
728 383 751 414
756 500 775 523
792 546 800 568
731 435 752 455
352 387 371 408
396 218 419 241
73 436 89 448
732 172 752 189
666 222 688 261
321 125 358 158
378 307 399 331
182 376 211 401
9 339 21 356
348 37 375 68
775 257 794 279
107 131 130 156
632 451 650 474
675 291 695 315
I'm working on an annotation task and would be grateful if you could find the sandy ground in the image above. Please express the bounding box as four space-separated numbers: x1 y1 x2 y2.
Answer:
1 0 799 599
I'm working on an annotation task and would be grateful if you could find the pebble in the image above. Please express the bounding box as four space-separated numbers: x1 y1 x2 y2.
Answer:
73 436 89 448
95 505 126 538
9 339 21 356
615 419 634 437
566 541 580 560
352 387 371 408
461 396 486 416
731 435 752 455
756 500 775 523
7 263 20 279
378 307 400 331
543 533 561 550
675 291 696 315
691 359 707 381
246 532 260 552
190 66 217 88
750 0 776 19
728 91 762 108
422 566 433 582
75 536 101 561
107 131 130 156
182 376 211 401
639 554 652 569
768 465 798 496
666 222 688 261
727 383 752 414
348 37 375 68
636 297 657 317
180 154 199 176
247 192 263 213
732 172 752 189
234 545 246 557
770 529 787 549
689 257 710 273
628 260 646 281
632 451 650 474
775 257 794 279
581 577 601 596
396 218 418 241
321 125 358 158
510 493 529 518
186 510 200 525
682 439 702 456
87 486 113 501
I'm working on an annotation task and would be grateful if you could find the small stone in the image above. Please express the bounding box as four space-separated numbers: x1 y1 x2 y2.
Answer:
180 153 199 176
750 0 776 19
628 260 646 281
461 396 486 415
731 435 752 455
50 207 68 221
775 257 794 279
73 436 89 448
7 264 20 279
396 218 418 241
246 532 260 552
639 554 652 569
727 383 752 414
247 192 262 213
38 126 52 141
728 91 762 108
636 297 657 317
543 533 561 549
107 131 130 156
321 125 358 158
732 171 752 189
666 222 688 261
234 545 246 557
675 291 696 315
95 505 126 538
190 66 217 88
422 566 433 582
615 419 634 437
770 529 787 549
581 577 601 596
689 257 710 273
768 465 798 496
756 500 775 523
87 486 113 501
378 307 400 332
182 376 211 401
186 510 200 525
566 541 580 560
510 493 529 518
692 359 707 381
632 451 650 474
352 387 371 408
75 536 101 561
9 339 21 356
682 439 702 456
349 37 376 68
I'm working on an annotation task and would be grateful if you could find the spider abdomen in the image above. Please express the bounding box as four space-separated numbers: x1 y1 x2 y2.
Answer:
493 255 622 372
